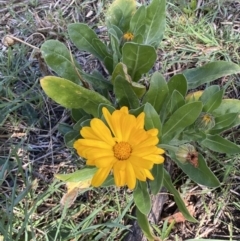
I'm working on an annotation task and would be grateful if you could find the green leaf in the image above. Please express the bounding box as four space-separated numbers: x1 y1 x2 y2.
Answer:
71 109 90 122
200 85 220 104
203 89 224 112
133 33 144 44
136 208 155 241
103 56 114 74
170 90 185 114
201 134 240 154
40 76 111 117
55 167 97 182
112 62 146 97
64 130 80 148
81 119 91 127
149 164 164 195
212 99 240 132
109 28 121 68
112 62 131 84
68 23 110 61
173 153 220 187
106 0 136 33
210 113 238 133
163 169 197 222
183 61 240 89
143 0 166 48
144 103 162 139
142 72 168 113
162 102 202 143
131 82 146 98
114 75 139 109
129 6 146 36
213 99 240 121
168 74 188 96
73 116 90 131
129 105 145 117
133 181 151 215
122 43 157 82
58 123 73 135
81 70 112 91
110 25 123 40
41 40 82 84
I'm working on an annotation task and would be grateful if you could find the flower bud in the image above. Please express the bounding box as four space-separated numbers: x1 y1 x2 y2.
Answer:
195 113 215 131
176 144 198 167
2 36 15 47
123 32 134 41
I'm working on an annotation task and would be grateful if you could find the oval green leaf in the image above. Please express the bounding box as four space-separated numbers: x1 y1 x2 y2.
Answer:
209 112 238 134
129 6 146 36
163 169 197 222
149 164 164 195
64 130 80 148
173 153 220 187
203 89 224 112
143 0 166 48
122 42 157 82
183 61 240 89
136 208 155 241
133 181 151 215
200 85 220 104
144 103 162 139
41 40 81 84
71 109 90 122
68 23 110 61
106 0 136 33
201 134 240 154
114 75 139 109
162 102 202 143
40 76 111 117
168 74 187 97
170 90 185 114
142 72 168 114
55 167 97 182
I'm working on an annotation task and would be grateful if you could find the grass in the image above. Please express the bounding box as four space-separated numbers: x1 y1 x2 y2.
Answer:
0 0 240 240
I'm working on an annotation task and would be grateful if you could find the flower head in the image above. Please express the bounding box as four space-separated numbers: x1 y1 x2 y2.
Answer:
176 144 198 168
195 112 215 131
123 32 134 41
74 107 165 189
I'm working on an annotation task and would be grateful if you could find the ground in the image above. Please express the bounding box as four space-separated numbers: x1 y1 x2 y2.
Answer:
0 0 240 240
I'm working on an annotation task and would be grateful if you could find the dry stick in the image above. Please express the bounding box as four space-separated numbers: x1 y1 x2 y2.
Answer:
4 35 40 50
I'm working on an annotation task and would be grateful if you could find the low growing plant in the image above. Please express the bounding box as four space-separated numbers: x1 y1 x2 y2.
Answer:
39 0 240 239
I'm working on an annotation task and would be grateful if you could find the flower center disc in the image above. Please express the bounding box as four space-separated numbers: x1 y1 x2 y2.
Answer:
113 142 132 160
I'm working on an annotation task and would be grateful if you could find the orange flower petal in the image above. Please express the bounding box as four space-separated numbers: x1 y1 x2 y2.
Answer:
136 112 145 129
142 154 164 164
144 169 154 180
91 166 112 187
126 162 136 189
128 156 154 169
131 146 159 157
113 161 126 186
94 156 117 168
90 119 116 146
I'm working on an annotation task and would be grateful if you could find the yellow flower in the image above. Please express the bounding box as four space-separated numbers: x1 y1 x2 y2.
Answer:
123 32 134 41
74 107 165 189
